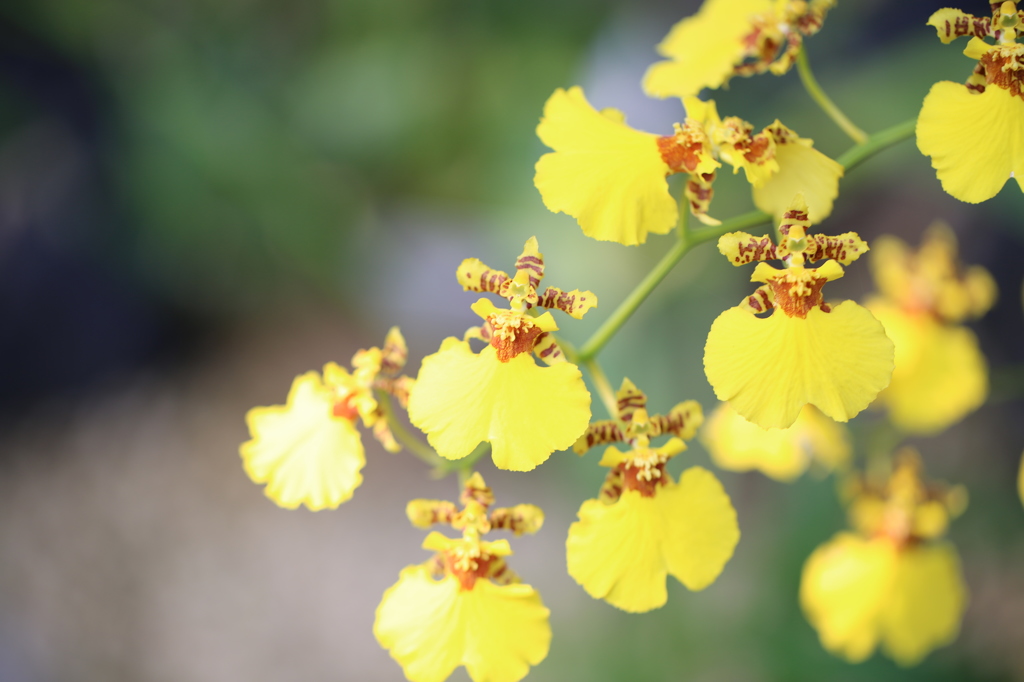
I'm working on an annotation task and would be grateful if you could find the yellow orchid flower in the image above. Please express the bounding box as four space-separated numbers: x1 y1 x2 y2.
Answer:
644 0 835 100
375 474 550 682
801 451 968 665
534 87 841 244
702 402 850 481
407 237 595 471
917 2 1024 202
704 196 894 429
566 380 739 612
240 327 412 510
1019 451 1024 507
865 224 996 433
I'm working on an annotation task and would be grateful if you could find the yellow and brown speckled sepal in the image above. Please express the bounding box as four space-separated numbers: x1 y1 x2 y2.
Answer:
685 170 720 226
532 331 566 365
927 7 1000 43
649 400 703 441
574 380 702 455
536 286 597 319
457 257 509 295
804 233 870 265
718 232 778 266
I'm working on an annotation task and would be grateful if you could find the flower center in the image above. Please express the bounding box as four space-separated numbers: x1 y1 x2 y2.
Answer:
767 267 830 318
657 122 709 173
617 447 671 497
332 393 360 420
487 311 543 362
980 43 1024 98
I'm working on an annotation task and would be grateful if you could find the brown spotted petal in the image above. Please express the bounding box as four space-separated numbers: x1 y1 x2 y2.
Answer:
458 257 509 295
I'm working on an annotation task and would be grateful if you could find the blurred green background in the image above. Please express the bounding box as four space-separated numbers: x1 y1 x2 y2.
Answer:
1 0 1023 680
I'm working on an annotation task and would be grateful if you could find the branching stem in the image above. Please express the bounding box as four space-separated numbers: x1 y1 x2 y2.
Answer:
796 46 868 144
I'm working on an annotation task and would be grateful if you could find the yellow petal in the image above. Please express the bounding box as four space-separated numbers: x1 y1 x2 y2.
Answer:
566 492 673 612
752 139 843 224
917 81 1024 203
880 542 967 666
534 86 677 245
240 372 365 511
374 565 551 682
868 301 988 434
1018 451 1024 508
702 402 850 481
661 466 740 590
643 0 772 99
704 302 894 429
800 533 897 663
407 339 591 471
566 468 738 612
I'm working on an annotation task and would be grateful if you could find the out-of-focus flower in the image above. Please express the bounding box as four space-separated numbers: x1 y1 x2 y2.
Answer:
534 87 841 244
644 0 835 100
375 474 550 682
801 450 968 665
566 380 738 612
1019 451 1024 507
240 328 413 510
702 402 850 481
866 224 996 433
704 197 893 429
917 2 1024 202
408 237 594 471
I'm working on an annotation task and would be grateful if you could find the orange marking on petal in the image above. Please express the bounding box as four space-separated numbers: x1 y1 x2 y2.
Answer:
768 276 829 318
333 395 360 420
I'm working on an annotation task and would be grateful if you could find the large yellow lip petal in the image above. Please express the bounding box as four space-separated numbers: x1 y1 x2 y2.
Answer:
704 302 894 429
407 339 591 472
752 140 843 224
240 372 366 511
534 87 678 246
917 81 1024 203
702 402 850 481
643 0 772 99
567 492 672 612
867 301 988 434
661 466 741 591
880 541 967 666
566 467 738 612
800 533 967 666
800 533 896 663
374 565 551 682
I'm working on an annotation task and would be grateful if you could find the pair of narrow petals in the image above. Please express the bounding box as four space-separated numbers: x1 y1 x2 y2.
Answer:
867 300 987 434
566 467 739 612
374 564 551 682
917 81 1024 203
241 372 365 511
702 402 850 482
800 533 967 666
704 302 895 429
407 338 591 471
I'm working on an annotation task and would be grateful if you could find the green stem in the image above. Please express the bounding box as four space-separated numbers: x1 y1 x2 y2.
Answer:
836 118 916 172
436 442 491 476
576 209 770 362
583 357 619 419
796 46 867 144
574 120 916 363
378 392 446 469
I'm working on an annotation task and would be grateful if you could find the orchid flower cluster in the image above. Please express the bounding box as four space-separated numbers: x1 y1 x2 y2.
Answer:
238 2 1021 680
